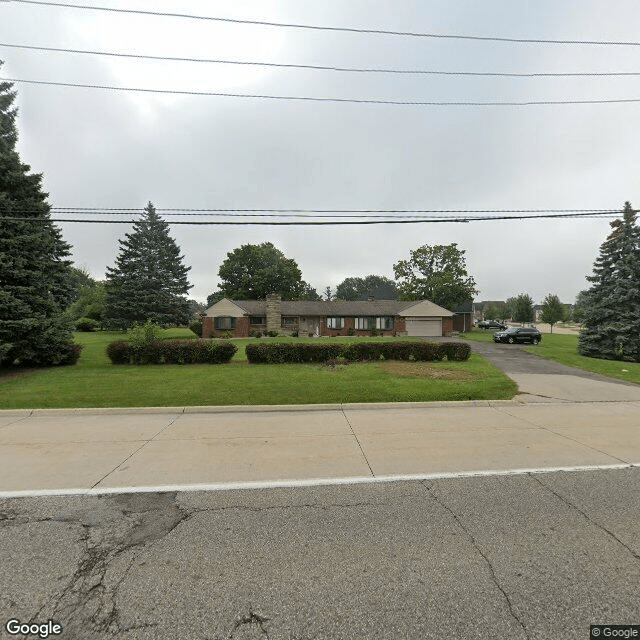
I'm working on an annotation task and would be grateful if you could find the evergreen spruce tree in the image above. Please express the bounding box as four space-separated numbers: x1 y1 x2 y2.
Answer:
578 202 640 361
0 69 76 367
105 202 192 329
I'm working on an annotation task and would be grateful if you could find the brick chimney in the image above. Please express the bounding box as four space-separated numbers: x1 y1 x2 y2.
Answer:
266 293 281 333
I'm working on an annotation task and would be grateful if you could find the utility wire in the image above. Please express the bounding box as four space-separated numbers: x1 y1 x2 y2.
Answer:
8 0 640 47
3 42 640 77
3 211 622 224
44 207 622 217
4 77 640 106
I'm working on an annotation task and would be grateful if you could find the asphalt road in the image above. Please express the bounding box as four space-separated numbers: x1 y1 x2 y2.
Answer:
2 468 639 640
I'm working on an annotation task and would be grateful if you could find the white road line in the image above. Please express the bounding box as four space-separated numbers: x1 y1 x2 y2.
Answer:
0 463 637 499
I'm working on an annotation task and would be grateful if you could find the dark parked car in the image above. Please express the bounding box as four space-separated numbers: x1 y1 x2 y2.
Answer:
478 320 507 330
493 326 542 345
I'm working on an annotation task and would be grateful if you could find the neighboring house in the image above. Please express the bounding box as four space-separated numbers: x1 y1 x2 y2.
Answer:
533 305 543 322
203 294 455 338
452 300 473 333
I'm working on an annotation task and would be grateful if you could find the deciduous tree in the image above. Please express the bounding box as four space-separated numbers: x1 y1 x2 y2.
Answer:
0 70 77 366
214 242 314 300
540 293 565 332
393 243 477 309
578 202 640 361
105 202 192 329
335 275 398 300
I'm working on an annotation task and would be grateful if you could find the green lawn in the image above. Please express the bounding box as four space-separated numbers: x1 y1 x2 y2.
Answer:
460 329 640 385
0 331 517 409
522 333 640 384
458 328 497 343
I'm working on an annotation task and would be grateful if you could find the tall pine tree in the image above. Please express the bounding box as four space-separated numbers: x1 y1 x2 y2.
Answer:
0 68 76 367
578 202 640 361
105 202 192 329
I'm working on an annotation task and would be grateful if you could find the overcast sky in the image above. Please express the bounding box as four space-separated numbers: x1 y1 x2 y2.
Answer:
3 0 640 305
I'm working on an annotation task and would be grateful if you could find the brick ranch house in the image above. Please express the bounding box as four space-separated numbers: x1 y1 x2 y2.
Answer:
203 294 455 338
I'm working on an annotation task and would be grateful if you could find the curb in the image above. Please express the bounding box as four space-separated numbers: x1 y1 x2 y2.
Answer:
0 399 524 417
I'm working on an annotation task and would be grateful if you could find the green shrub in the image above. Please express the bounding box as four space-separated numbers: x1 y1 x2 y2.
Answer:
106 341 131 364
75 317 99 332
347 327 355 336
245 341 464 364
438 342 472 361
189 321 203 337
221 331 233 339
106 339 237 365
58 342 83 365
265 330 279 337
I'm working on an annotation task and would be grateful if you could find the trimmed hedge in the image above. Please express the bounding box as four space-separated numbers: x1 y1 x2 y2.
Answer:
106 339 237 365
246 341 470 364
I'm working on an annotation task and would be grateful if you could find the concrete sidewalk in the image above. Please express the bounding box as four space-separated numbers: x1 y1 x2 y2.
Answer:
1 399 639 494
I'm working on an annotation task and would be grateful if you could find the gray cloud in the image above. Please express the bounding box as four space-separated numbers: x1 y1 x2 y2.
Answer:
2 0 640 305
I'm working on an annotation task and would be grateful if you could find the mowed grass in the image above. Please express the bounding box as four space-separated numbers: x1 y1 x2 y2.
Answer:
0 330 517 409
522 333 640 384
458 328 498 343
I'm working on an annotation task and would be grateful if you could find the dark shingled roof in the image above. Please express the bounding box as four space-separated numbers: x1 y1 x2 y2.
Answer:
232 300 419 315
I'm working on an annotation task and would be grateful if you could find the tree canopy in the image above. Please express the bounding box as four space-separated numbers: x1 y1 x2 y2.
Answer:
507 293 534 324
0 69 76 366
540 293 566 332
578 202 640 361
393 243 477 309
214 242 318 300
335 275 398 300
105 202 192 329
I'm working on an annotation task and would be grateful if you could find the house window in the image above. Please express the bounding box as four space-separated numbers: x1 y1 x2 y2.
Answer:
326 317 344 329
249 316 266 325
215 316 236 330
282 316 297 325
355 317 371 330
376 316 394 330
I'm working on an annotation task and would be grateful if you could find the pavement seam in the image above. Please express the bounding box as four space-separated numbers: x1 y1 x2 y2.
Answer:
490 405 631 465
0 413 32 432
529 473 640 562
340 404 375 478
89 415 182 489
420 480 531 640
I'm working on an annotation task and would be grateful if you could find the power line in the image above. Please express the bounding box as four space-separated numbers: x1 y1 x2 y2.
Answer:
4 77 640 106
3 211 623 224
8 0 640 47
3 42 640 77
44 207 622 216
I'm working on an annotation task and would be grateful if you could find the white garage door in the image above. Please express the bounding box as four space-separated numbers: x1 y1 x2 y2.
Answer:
405 318 442 337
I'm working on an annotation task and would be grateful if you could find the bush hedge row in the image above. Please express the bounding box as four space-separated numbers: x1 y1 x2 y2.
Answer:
106 339 237 365
245 341 470 364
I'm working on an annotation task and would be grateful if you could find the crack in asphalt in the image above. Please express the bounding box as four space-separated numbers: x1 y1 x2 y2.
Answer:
21 492 192 637
7 492 422 637
229 608 271 639
420 481 531 640
530 474 640 562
